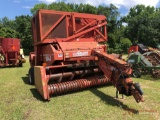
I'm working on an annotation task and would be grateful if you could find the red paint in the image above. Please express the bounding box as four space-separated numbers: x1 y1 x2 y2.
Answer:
128 46 138 54
0 38 20 52
0 38 25 67
31 10 144 103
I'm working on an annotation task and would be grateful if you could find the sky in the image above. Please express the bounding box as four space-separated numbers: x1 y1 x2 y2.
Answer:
0 0 160 20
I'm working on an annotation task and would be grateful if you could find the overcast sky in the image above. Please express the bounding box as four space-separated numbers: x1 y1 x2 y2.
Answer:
0 0 160 19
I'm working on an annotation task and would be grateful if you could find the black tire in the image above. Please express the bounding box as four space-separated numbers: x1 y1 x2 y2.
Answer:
18 62 23 67
132 69 141 78
28 67 34 85
133 83 143 95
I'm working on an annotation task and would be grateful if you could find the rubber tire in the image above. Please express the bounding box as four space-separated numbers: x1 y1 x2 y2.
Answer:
134 83 143 95
18 62 23 67
132 69 141 78
28 67 34 85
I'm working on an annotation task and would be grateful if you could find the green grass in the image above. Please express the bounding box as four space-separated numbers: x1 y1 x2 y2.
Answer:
0 57 160 120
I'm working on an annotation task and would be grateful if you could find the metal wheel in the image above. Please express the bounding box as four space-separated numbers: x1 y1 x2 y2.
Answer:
28 67 34 85
132 69 141 78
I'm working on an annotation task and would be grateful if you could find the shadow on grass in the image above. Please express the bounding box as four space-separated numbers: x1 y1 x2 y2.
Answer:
27 82 140 114
90 88 139 115
0 65 23 68
30 88 47 102
21 76 30 85
29 83 112 102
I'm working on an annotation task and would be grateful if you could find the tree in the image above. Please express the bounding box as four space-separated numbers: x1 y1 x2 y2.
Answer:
120 38 132 53
0 17 15 29
121 5 160 47
106 4 121 50
0 26 17 38
14 15 33 54
31 3 48 15
0 17 17 38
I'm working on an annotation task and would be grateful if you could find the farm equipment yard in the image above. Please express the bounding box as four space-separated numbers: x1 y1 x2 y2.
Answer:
0 1 160 120
0 56 160 120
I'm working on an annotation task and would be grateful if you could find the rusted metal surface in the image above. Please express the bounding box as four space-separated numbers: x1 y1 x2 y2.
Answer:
93 50 144 103
144 52 160 66
29 52 35 66
49 68 101 81
34 66 103 99
143 52 160 78
0 38 20 52
0 38 25 67
30 10 144 103
32 9 107 44
48 75 109 96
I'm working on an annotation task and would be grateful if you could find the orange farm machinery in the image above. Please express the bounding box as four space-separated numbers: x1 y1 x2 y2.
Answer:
0 38 26 67
29 10 144 103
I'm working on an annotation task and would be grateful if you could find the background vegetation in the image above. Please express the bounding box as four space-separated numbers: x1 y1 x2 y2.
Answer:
0 3 160 119
0 2 160 54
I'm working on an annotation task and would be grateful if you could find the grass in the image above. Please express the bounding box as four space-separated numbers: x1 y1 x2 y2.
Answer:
0 56 160 120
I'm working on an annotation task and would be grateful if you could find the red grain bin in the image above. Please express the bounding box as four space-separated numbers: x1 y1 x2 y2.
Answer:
0 38 25 67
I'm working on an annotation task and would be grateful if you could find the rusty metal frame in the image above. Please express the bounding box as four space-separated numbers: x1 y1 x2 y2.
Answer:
62 21 107 42
30 10 144 103
32 10 107 44
41 14 66 41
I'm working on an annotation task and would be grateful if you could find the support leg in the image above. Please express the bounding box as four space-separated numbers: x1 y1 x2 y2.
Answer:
116 89 118 98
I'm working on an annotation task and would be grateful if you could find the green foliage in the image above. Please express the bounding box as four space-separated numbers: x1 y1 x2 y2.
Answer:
0 26 17 38
30 3 48 15
0 17 15 29
122 5 160 47
48 2 73 12
107 36 132 54
0 17 17 38
120 38 132 53
14 15 33 54
30 2 116 16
